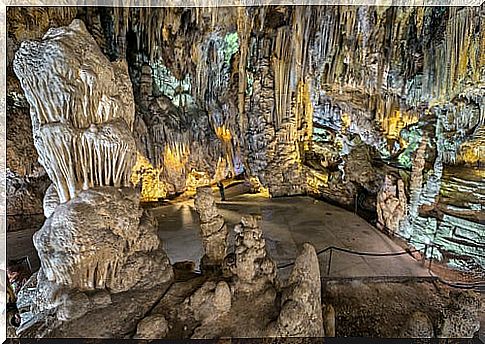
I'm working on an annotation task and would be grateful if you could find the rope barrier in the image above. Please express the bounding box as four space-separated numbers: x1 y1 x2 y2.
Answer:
277 245 419 270
276 244 484 291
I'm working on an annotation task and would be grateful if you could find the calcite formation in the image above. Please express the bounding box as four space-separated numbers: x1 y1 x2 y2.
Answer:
6 5 485 339
14 20 136 203
183 280 232 326
377 175 407 233
8 5 485 271
400 311 434 338
12 19 174 335
226 215 276 294
266 243 324 337
194 186 228 268
134 314 170 339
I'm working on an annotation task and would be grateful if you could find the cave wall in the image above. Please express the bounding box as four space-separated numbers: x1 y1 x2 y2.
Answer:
104 6 484 272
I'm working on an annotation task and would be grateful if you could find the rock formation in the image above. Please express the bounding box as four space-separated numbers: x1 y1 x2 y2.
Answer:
134 314 170 339
160 231 323 338
400 311 434 338
194 186 228 268
226 215 276 294
12 19 173 336
5 5 484 339
266 243 324 337
377 175 407 233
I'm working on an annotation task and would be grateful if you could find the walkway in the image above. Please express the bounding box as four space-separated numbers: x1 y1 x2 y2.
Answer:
154 184 430 278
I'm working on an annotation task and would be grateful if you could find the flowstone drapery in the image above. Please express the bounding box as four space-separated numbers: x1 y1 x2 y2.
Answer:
14 19 136 203
13 19 173 336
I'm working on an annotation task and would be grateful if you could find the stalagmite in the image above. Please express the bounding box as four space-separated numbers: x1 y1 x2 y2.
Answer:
376 175 407 233
225 215 276 294
194 186 228 268
266 243 324 337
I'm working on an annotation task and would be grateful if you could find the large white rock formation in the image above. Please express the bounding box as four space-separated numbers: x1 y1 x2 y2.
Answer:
13 19 173 336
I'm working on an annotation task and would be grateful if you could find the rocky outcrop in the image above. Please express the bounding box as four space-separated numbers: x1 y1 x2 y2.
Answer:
134 314 170 339
147 222 323 339
194 186 228 268
400 311 434 338
438 290 480 338
377 175 407 233
321 279 481 338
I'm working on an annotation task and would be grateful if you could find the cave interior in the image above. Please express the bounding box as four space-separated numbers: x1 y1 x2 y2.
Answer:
5 5 485 339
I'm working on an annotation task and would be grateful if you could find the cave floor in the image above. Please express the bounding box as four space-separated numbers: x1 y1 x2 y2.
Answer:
154 184 430 279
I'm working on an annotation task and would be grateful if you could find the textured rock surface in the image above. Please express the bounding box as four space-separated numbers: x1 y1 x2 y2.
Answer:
376 175 407 233
134 314 170 339
267 243 324 337
438 290 480 338
8 5 485 272
400 311 434 338
194 186 228 267
321 279 481 338
12 19 174 338
145 239 323 339
6 6 485 339
14 19 136 203
226 215 276 294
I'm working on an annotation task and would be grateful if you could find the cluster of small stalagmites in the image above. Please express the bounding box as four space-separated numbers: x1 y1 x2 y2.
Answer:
194 186 228 268
13 19 137 203
224 215 276 294
376 175 407 233
266 243 324 337
169 217 324 338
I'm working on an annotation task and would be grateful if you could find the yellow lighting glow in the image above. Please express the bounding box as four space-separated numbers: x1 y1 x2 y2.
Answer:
341 112 351 132
378 109 420 146
306 169 329 191
131 153 167 202
459 142 483 166
215 125 232 142
163 144 189 171
296 80 314 147
186 169 211 191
